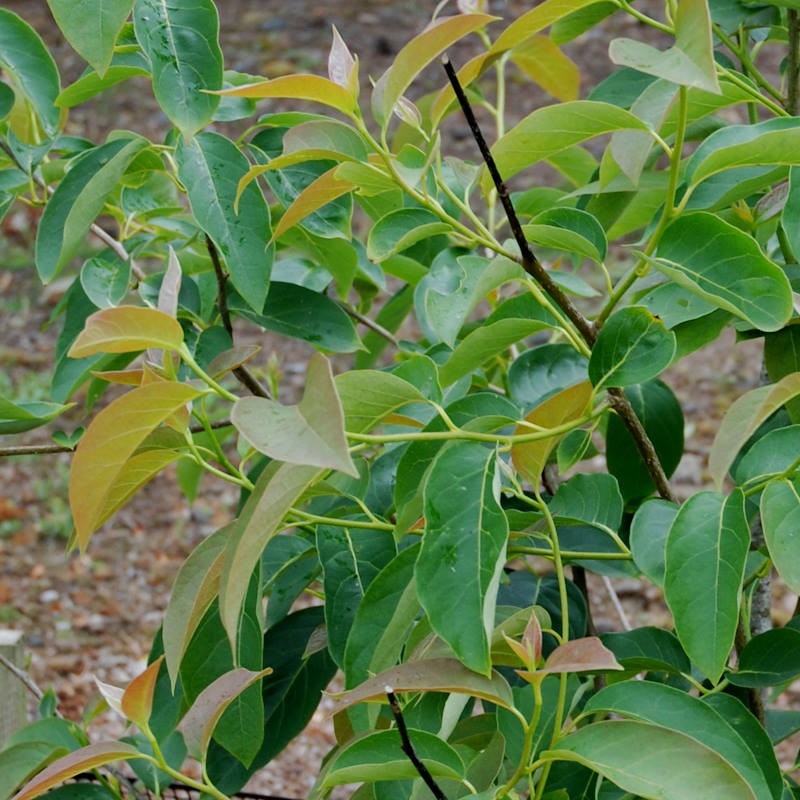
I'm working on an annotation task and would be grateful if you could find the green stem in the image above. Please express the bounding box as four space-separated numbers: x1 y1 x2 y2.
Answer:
510 547 631 561
616 0 672 34
289 508 394 531
180 348 239 403
495 678 543 799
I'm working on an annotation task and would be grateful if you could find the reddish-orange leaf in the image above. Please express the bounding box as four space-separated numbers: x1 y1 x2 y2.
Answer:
121 656 164 729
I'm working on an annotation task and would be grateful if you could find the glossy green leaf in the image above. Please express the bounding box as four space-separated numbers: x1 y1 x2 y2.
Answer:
371 13 496 126
0 394 72 435
133 0 222 137
734 426 800 486
729 627 800 688
709 373 800 488
583 682 777 800
687 118 800 189
761 480 800 593
175 132 272 313
344 544 422 687
229 282 361 353
645 212 792 333
162 525 231 685
417 443 508 675
56 64 149 108
550 473 622 533
439 318 556 386
233 353 356 476
609 0 719 92
766 709 800 744
321 729 464 789
524 207 607 262
664 490 749 683
600 627 689 674
0 9 61 137
367 208 451 262
545 720 755 800
218 462 321 649
508 343 588 412
47 0 134 75
589 306 676 389
35 136 146 283
606 380 683 502
80 253 131 308
485 101 649 193
629 498 678 586
764 326 800 423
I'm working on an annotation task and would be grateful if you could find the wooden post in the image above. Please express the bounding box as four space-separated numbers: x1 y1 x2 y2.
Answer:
0 629 26 747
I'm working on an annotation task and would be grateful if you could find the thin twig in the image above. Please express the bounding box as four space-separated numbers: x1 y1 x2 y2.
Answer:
206 235 272 399
338 301 399 346
602 576 632 631
385 688 448 800
788 10 800 115
441 55 677 503
0 652 44 701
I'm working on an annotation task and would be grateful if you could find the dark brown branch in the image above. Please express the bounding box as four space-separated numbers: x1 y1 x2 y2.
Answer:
788 10 800 115
385 688 447 800
442 55 677 503
206 235 272 399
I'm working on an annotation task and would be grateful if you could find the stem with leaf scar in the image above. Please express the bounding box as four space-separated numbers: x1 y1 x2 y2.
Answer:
441 55 677 505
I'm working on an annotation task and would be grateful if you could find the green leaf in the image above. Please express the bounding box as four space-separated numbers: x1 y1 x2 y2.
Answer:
609 0 719 93
550 473 622 532
0 394 72 435
331 657 514 712
761 480 800 594
46 0 134 75
545 720 756 800
523 207 607 262
371 13 496 126
709 373 800 488
367 208 451 262
336 370 426 434
664 490 749 683
686 118 800 189
0 742 68 800
80 253 131 308
218 462 321 649
605 380 683 502
417 443 508 675
485 101 650 193
589 306 676 389
644 212 792 333
0 9 61 137
439 317 555 386
321 729 464 788
783 166 800 259
600 627 689 674
344 544 422 687
729 627 800 688
764 326 800 423
317 524 396 668
583 682 777 800
35 136 147 283
175 132 272 313
56 64 149 108
629 498 678 587
68 306 184 357
229 282 361 353
162 525 230 686
133 0 222 138
508 343 588 412
233 353 356 475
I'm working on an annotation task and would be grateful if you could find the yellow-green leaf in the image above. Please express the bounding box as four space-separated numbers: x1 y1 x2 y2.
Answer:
511 380 593 483
511 36 580 101
69 382 201 549
68 306 184 358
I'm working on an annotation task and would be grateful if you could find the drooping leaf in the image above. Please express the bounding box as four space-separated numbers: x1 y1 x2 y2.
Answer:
583 681 777 800
331 657 514 712
68 381 201 549
0 9 61 137
233 353 357 476
46 0 134 75
709 373 800 488
511 381 593 484
544 720 756 800
175 132 272 313
0 394 73 435
588 306 676 389
68 306 183 357
35 136 147 283
645 212 792 333
178 668 271 761
367 208 451 262
417 443 508 675
133 0 222 137
760 480 800 593
320 729 465 789
9 742 141 800
664 490 749 683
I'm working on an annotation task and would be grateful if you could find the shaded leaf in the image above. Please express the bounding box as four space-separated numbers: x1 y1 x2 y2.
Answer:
729 626 800 688
0 395 72 435
367 208 451 262
761 480 800 593
600 626 689 674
